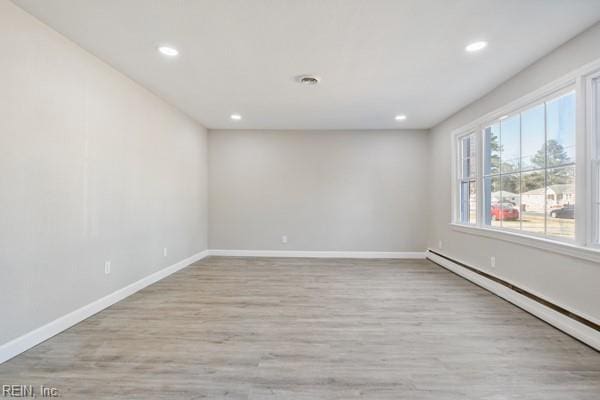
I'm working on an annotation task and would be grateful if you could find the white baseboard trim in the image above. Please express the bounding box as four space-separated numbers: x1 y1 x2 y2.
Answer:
0 250 209 365
426 250 600 351
208 249 426 259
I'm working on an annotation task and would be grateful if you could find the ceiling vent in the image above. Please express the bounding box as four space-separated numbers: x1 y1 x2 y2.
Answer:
297 75 320 85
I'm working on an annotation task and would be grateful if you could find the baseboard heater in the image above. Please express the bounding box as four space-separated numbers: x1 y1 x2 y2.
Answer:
426 249 600 351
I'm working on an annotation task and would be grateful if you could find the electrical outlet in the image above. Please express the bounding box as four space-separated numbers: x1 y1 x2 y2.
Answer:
490 256 496 268
163 247 168 257
281 235 288 244
438 240 443 249
104 261 111 274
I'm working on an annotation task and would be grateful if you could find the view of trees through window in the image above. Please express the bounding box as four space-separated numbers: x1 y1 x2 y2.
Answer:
482 91 576 239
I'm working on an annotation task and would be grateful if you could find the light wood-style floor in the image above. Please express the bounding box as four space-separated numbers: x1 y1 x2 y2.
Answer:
1 257 598 399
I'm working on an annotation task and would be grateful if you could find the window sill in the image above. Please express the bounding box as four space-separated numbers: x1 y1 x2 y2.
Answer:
449 223 600 264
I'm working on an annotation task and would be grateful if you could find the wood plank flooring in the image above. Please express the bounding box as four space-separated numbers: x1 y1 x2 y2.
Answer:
0 257 598 399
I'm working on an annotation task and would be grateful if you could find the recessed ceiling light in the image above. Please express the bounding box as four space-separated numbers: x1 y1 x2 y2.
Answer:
395 115 407 121
465 41 488 53
230 114 242 120
158 46 179 56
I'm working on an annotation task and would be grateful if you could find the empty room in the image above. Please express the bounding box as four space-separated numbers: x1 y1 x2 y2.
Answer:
1 0 599 398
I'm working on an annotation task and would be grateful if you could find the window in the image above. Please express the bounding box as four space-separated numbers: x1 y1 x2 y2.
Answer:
458 133 477 224
453 62 600 256
480 91 576 239
455 88 579 242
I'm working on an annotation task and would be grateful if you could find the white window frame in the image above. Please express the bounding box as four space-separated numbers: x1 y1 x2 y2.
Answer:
450 58 600 263
586 70 600 248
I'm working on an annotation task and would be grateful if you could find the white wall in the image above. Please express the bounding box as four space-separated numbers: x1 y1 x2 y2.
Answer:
209 130 428 252
427 22 600 322
0 1 208 345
